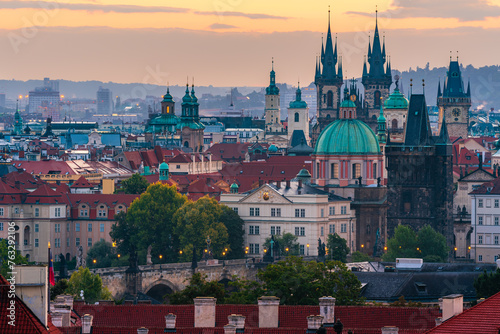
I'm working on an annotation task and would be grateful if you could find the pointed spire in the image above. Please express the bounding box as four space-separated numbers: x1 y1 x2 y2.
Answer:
338 56 343 79
334 34 338 64
367 34 372 60
467 79 471 97
322 6 337 79
437 80 442 97
362 56 368 77
321 35 325 63
382 34 386 61
377 96 387 144
437 111 450 144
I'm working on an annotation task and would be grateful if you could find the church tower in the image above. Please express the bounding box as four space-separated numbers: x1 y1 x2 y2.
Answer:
362 10 392 130
287 84 310 144
311 9 343 145
264 59 284 136
437 58 471 139
176 83 205 152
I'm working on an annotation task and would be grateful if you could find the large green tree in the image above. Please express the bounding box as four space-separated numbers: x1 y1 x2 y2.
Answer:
0 239 28 278
120 173 149 194
220 205 245 259
263 232 300 256
326 233 350 263
475 269 500 299
111 182 187 264
382 225 448 262
169 273 226 304
173 197 230 261
257 256 363 305
86 240 124 269
66 267 112 304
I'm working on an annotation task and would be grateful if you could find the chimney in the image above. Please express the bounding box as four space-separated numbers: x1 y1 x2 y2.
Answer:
258 296 280 328
53 304 71 327
276 180 281 188
165 313 176 331
50 313 63 327
227 314 245 331
286 180 291 188
307 315 324 332
224 324 237 334
82 314 93 334
194 297 216 328
381 326 399 334
319 296 336 325
137 328 149 334
441 294 464 322
298 180 303 188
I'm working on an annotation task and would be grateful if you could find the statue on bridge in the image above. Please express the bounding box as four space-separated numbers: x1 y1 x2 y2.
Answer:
76 246 86 268
146 245 153 265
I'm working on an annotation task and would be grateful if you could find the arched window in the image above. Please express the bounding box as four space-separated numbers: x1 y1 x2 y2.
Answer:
373 163 377 179
294 112 299 122
327 91 334 108
24 226 30 246
392 119 398 129
374 91 381 107
352 163 361 179
184 141 189 148
366 224 371 235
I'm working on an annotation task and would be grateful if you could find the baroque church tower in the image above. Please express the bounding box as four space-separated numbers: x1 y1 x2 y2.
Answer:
264 59 284 136
176 83 205 152
311 9 343 146
362 10 392 130
437 58 471 139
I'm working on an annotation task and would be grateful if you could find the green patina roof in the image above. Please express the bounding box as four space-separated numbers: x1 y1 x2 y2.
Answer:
150 114 179 126
384 87 408 109
176 120 205 130
268 144 278 152
314 119 381 155
289 87 307 109
230 182 239 189
340 99 356 108
159 162 169 170
162 87 174 103
296 168 311 178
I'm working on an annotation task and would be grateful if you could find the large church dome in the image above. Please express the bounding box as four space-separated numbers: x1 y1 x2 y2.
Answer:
313 119 381 155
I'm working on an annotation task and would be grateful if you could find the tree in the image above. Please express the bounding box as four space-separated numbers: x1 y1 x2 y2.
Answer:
173 197 230 261
225 277 265 305
121 173 149 194
86 241 123 269
66 267 112 304
263 233 300 257
111 182 187 264
169 273 226 304
0 239 28 278
50 279 69 300
220 205 245 259
382 225 448 262
326 233 350 262
257 256 363 305
351 251 373 263
474 269 500 299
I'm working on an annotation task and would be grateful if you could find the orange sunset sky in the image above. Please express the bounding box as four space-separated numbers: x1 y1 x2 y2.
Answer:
0 0 499 87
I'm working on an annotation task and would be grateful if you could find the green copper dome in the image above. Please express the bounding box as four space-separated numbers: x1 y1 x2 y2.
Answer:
296 168 311 178
314 119 381 155
340 99 356 108
162 87 174 103
150 114 179 127
159 162 169 170
230 182 239 189
384 87 408 109
182 85 192 103
289 87 307 109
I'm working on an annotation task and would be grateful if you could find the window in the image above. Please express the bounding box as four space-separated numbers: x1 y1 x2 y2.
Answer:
479 255 483 262
88 223 92 232
35 238 39 247
98 207 107 217
374 90 381 107
495 217 499 226
55 208 61 217
495 200 499 208
66 223 70 232
478 199 483 208
341 224 347 233
100 223 104 232
271 208 281 217
75 223 80 232
0 222 2 231
300 245 305 255
321 209 324 218
391 119 398 129
329 224 335 234
478 216 483 225
54 238 60 248
35 208 39 217
295 227 299 236
373 163 377 179
249 225 259 235
249 243 259 254
35 224 39 233
329 207 335 215
14 208 19 214
495 236 499 245
76 238 80 246
327 91 333 108
88 238 92 247
352 163 361 179
80 208 88 217
478 235 483 244
330 163 338 179
250 208 260 216
300 227 305 236
233 208 238 214
67 238 70 247
271 226 281 235
300 209 305 218
295 209 300 217
0 208 3 216
55 224 60 233
341 206 347 215
294 112 299 122
321 226 324 236
116 205 124 215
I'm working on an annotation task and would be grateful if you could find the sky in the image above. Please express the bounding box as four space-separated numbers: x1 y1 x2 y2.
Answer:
0 0 499 88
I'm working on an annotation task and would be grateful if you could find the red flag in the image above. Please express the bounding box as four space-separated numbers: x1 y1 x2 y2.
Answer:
48 242 55 286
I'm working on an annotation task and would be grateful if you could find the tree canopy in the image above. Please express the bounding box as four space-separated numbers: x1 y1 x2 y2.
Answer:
475 269 500 299
326 233 350 263
86 240 124 269
120 173 149 194
66 267 112 304
263 232 300 257
0 239 28 278
382 225 448 262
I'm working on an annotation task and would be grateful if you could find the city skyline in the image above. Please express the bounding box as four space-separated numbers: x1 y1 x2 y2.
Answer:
0 0 499 86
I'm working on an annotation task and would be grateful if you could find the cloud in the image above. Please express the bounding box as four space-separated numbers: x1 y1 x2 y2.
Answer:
0 1 188 14
346 0 500 22
209 23 237 30
194 10 288 20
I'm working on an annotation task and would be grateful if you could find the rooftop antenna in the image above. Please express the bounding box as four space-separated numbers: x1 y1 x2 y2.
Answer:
409 78 413 97
422 79 425 94
449 51 452 61
457 51 459 62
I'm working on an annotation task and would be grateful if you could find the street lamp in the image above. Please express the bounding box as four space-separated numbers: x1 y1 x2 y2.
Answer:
307 243 309 256
159 255 163 260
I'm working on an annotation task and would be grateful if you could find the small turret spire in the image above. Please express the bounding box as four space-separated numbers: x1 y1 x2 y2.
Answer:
338 55 343 79
467 79 471 97
362 56 368 77
321 35 325 63
377 96 387 144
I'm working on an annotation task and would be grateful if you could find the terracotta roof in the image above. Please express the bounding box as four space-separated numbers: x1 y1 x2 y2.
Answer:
70 176 93 188
469 177 500 195
67 193 139 208
13 161 76 175
25 184 67 204
425 292 500 334
123 151 143 170
0 275 62 334
2 170 44 189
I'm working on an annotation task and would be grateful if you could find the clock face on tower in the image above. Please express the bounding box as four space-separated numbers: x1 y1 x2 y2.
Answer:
452 108 461 118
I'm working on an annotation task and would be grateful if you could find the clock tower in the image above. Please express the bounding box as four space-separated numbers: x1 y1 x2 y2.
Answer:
437 59 471 139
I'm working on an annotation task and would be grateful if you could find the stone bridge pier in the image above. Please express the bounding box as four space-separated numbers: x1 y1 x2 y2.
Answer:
91 259 263 302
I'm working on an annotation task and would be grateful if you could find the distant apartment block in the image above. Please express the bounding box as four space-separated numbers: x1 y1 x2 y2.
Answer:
97 87 113 114
28 78 61 121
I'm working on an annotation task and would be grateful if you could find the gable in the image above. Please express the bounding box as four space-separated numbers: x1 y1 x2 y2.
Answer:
239 184 291 204
459 169 495 182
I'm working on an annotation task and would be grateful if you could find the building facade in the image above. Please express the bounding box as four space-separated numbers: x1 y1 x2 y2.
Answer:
287 85 310 145
97 87 113 115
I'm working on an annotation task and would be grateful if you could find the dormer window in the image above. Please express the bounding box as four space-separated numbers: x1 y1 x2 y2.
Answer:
98 205 107 217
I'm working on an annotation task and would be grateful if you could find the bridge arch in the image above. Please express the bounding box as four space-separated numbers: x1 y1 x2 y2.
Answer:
143 279 179 304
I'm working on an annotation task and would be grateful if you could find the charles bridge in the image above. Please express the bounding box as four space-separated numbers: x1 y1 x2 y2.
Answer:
89 259 266 301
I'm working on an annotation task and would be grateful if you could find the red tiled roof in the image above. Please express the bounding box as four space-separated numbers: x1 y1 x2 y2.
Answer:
2 170 45 190
25 184 67 204
425 291 500 334
67 193 139 208
13 161 76 175
469 177 500 195
70 176 93 188
0 275 62 334
124 151 143 170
